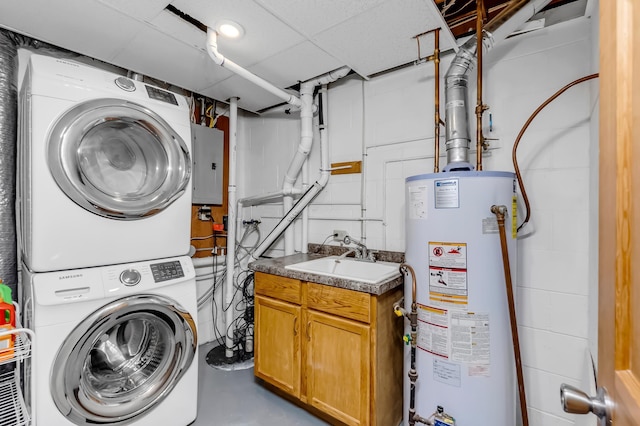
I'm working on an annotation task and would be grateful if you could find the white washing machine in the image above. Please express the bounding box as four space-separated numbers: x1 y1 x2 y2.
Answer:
18 54 193 272
22 255 199 426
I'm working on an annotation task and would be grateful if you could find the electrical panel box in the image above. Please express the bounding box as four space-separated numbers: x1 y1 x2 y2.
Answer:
191 124 224 205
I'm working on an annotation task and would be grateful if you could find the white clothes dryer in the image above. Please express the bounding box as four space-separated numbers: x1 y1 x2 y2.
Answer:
18 54 193 272
22 255 198 426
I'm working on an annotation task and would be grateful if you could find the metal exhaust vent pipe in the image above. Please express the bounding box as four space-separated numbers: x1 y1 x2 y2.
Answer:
443 0 553 171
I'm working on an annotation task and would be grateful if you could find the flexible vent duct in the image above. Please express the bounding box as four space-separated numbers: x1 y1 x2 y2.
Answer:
0 30 19 296
443 0 553 171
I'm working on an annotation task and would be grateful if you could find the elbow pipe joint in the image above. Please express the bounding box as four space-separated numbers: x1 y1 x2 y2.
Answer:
206 29 225 66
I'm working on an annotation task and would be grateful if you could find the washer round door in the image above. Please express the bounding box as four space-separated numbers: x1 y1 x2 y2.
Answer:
50 295 197 425
47 98 191 220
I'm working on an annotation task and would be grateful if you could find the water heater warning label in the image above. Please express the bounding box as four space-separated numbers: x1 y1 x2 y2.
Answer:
428 242 468 308
451 311 491 377
417 305 450 359
408 185 428 220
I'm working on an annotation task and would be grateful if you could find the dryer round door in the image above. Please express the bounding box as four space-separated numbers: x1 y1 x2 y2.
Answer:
50 294 197 425
47 99 191 219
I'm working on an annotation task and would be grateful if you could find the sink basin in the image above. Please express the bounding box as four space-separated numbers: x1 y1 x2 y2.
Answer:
284 256 401 284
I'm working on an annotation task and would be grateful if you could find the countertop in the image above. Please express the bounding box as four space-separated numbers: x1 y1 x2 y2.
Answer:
249 253 403 296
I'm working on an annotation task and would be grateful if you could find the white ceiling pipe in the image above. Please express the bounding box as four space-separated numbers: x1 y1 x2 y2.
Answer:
206 29 302 108
444 0 552 170
224 96 238 358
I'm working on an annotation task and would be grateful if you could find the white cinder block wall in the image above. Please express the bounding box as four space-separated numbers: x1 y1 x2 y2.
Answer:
238 16 597 426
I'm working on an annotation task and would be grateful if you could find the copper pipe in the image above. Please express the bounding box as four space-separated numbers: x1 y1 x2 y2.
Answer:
491 205 528 426
400 263 417 310
475 0 485 171
413 28 442 173
512 73 599 231
434 28 441 173
400 263 420 425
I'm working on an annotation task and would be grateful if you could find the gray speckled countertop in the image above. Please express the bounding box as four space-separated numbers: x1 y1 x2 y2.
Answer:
249 253 403 295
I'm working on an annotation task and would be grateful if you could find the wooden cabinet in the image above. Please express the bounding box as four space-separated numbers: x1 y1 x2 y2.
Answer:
254 295 301 398
254 271 403 426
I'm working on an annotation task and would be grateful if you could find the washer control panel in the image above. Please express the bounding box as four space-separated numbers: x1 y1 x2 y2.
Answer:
145 85 178 105
119 269 141 286
150 260 184 283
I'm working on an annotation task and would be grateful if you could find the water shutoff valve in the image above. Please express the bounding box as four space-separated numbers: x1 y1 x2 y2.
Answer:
403 334 412 345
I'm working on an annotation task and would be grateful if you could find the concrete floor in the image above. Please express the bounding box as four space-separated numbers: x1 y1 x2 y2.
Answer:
191 343 329 426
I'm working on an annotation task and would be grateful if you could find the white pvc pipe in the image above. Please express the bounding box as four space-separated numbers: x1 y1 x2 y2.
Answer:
224 97 238 358
206 30 301 108
251 86 333 260
238 189 301 207
301 158 309 254
282 83 313 255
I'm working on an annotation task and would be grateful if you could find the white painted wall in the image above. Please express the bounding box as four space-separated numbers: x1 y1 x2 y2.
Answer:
239 16 597 425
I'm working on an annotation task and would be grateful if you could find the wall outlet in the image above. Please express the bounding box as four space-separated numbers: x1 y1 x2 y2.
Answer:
198 206 211 221
333 230 348 241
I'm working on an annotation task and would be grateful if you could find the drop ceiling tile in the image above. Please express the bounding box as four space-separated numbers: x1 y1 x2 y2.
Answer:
110 25 232 92
148 9 207 50
0 0 142 61
313 0 457 77
97 0 170 22
201 74 297 112
248 41 344 88
253 0 386 37
171 0 305 67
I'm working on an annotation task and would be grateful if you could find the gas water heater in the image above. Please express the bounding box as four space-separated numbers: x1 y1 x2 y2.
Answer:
403 171 517 425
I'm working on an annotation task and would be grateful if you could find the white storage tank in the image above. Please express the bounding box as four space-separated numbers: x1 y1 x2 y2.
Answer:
403 171 517 425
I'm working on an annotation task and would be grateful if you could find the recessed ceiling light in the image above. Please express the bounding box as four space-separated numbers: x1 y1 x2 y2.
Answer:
216 20 244 39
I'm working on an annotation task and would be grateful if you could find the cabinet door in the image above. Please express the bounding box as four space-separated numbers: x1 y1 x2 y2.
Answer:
306 310 370 426
254 295 301 398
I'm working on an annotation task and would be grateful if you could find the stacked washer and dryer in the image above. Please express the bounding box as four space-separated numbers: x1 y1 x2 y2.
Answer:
17 54 199 425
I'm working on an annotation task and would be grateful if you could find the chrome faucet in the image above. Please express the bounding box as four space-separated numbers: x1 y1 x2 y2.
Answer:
338 247 360 259
342 236 376 262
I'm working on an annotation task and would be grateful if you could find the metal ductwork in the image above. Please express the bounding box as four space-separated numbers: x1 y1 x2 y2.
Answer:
444 0 553 171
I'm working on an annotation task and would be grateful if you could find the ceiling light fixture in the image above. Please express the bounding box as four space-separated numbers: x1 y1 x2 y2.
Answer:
216 20 244 39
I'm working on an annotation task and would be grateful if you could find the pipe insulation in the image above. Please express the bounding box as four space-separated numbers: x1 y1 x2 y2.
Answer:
0 30 18 296
444 0 553 171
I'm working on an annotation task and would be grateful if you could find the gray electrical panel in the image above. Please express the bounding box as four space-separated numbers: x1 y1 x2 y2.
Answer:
191 124 224 205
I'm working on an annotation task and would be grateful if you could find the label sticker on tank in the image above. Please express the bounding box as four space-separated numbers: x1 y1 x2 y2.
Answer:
428 242 468 308
433 358 461 387
408 185 429 220
450 311 491 372
482 217 499 234
434 179 459 209
417 305 450 359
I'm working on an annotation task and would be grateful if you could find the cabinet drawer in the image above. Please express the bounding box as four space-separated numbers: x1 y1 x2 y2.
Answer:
307 283 371 324
255 272 302 304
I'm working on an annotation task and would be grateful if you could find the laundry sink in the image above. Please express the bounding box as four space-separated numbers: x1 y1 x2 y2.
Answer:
284 256 401 284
